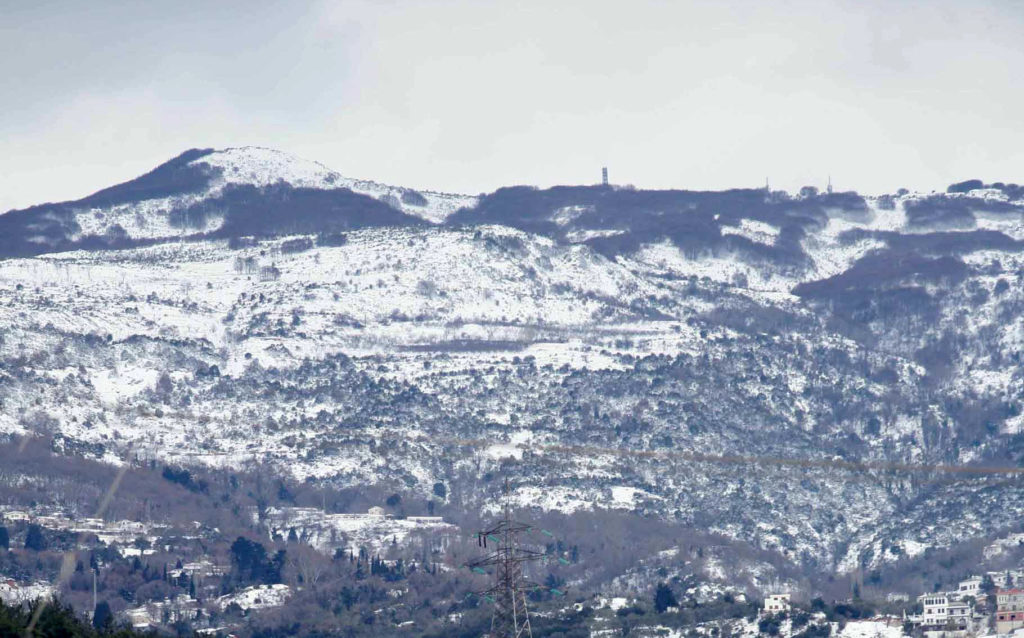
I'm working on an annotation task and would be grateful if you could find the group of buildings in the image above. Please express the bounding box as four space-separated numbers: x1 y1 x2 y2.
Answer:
0 506 168 550
903 572 1024 636
759 572 1024 637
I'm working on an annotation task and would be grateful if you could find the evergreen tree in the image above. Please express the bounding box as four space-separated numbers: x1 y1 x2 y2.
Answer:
982 574 996 594
655 582 678 613
432 482 447 499
24 524 45 551
0 526 8 550
93 600 113 632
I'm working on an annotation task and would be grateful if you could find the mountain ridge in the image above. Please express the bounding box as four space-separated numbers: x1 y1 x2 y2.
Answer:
1 146 1024 591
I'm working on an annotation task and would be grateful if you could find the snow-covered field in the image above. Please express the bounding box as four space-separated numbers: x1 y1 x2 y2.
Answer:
258 506 455 555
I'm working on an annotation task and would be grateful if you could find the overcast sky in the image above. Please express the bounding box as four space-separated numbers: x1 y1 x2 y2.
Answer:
2 0 1022 212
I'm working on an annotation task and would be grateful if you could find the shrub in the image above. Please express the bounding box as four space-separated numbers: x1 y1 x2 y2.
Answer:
401 189 428 206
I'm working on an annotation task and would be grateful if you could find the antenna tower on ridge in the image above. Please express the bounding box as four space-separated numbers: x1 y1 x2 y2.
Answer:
602 167 608 187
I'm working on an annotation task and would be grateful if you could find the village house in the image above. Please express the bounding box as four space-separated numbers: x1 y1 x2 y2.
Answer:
125 594 201 630
988 571 1024 589
907 593 970 630
0 510 30 523
763 594 791 614
0 579 19 602
953 577 982 600
996 589 1024 634
168 560 227 580
0 578 55 605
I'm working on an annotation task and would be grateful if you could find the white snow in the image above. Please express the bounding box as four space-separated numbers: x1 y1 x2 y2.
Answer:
837 620 904 638
217 584 292 611
193 146 476 224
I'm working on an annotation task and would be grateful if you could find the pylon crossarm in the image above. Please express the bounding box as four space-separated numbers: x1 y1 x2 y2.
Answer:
474 581 545 597
467 550 544 569
479 520 532 535
467 553 505 568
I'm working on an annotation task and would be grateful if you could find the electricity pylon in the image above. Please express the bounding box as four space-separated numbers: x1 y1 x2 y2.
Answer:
468 479 544 638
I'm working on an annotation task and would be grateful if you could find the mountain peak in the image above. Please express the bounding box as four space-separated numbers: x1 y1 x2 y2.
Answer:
193 146 347 191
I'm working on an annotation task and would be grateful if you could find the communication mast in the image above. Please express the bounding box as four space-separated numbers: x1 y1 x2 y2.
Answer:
602 167 608 187
468 479 545 638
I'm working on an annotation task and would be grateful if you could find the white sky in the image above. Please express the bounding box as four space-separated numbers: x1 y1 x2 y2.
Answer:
1 0 1023 212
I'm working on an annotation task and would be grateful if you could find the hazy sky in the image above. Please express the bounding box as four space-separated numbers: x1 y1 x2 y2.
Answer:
2 0 1023 212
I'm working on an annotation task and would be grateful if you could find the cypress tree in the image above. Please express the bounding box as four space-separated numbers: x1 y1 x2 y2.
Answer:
24 524 45 551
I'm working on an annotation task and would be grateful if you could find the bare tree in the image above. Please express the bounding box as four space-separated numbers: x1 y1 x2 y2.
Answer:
287 544 328 588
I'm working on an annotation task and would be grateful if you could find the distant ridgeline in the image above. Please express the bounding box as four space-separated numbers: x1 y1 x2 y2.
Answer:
0 149 421 259
2 148 1022 283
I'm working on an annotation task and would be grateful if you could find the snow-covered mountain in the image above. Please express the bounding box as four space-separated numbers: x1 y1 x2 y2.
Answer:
3 147 1024 587
0 147 475 257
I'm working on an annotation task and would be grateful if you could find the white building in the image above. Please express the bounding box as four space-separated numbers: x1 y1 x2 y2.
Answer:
0 579 18 601
988 571 1024 589
953 577 982 600
946 601 971 626
921 593 950 624
908 594 970 629
763 594 791 614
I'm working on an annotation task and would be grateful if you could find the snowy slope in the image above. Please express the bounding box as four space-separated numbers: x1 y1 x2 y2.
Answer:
4 149 1024 586
192 146 476 224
